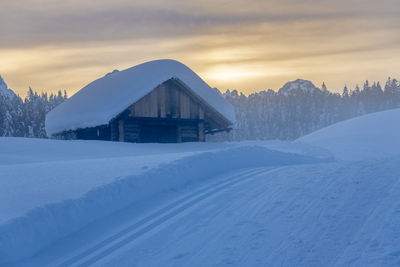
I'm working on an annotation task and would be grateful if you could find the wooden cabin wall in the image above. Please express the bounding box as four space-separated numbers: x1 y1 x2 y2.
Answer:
109 117 202 143
122 121 141 142
178 124 198 142
109 79 208 143
110 121 119 141
75 125 111 141
128 80 205 121
126 78 229 132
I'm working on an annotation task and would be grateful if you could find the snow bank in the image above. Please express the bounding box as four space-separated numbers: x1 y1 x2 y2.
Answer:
0 137 235 165
45 59 235 136
0 145 324 263
298 108 400 160
0 138 329 225
0 137 240 224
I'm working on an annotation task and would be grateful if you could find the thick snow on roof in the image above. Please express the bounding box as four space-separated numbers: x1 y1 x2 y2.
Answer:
45 59 235 136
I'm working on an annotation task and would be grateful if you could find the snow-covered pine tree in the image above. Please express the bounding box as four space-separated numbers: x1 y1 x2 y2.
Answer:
0 76 24 136
0 75 67 138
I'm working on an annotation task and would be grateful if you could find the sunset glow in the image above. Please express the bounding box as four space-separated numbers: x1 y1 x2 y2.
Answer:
0 0 399 96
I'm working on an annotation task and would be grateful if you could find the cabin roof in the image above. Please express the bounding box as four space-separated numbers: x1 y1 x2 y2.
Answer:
45 59 235 136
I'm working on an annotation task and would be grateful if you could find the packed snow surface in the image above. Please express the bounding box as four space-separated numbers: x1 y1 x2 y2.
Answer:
298 108 400 160
0 138 245 224
45 59 235 136
99 159 400 267
0 138 320 263
1 108 400 266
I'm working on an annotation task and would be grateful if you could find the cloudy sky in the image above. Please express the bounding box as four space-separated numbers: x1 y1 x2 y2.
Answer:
1 0 399 96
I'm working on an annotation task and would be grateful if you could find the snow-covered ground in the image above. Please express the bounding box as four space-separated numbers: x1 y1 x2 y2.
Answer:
97 159 400 267
0 138 321 264
298 108 400 160
0 138 230 224
0 138 323 225
1 108 400 266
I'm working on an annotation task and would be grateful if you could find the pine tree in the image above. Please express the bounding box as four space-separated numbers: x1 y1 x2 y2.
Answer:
342 85 349 98
321 82 328 92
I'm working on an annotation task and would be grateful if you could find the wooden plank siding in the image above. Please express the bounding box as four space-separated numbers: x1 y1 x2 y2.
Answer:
110 120 119 141
127 79 206 121
123 121 141 142
179 124 198 142
118 120 124 142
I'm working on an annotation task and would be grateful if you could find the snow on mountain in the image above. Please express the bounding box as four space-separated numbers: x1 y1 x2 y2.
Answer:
298 108 400 160
278 79 320 96
0 75 16 99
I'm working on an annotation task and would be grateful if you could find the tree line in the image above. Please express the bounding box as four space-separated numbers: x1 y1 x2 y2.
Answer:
208 77 400 141
1 77 399 140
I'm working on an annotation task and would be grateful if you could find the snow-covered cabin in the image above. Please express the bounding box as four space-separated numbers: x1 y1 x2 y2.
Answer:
45 59 235 143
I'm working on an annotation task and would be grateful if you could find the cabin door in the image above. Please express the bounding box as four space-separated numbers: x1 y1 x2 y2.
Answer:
140 124 178 143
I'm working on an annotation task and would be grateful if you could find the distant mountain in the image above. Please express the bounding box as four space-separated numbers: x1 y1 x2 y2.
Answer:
0 76 17 99
278 79 320 96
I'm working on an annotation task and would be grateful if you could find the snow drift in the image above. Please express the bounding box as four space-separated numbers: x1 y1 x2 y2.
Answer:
0 145 324 264
298 108 400 160
0 138 328 225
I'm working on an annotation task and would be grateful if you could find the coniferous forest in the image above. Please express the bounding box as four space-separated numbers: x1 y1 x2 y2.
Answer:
0 84 67 138
209 78 400 141
1 76 399 140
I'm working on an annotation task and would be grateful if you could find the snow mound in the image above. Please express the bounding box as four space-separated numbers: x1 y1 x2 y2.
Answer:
278 79 320 96
45 59 235 136
298 108 400 160
0 76 16 99
0 145 324 263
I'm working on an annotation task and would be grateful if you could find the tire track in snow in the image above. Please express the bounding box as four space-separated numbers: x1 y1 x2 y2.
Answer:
57 167 281 267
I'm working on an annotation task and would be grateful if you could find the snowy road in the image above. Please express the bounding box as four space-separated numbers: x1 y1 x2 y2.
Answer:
23 157 400 267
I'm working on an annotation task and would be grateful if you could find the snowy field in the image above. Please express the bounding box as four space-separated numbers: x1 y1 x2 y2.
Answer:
1 108 400 266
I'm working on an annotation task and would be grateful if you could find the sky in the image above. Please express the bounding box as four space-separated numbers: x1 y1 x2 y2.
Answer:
0 0 399 96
